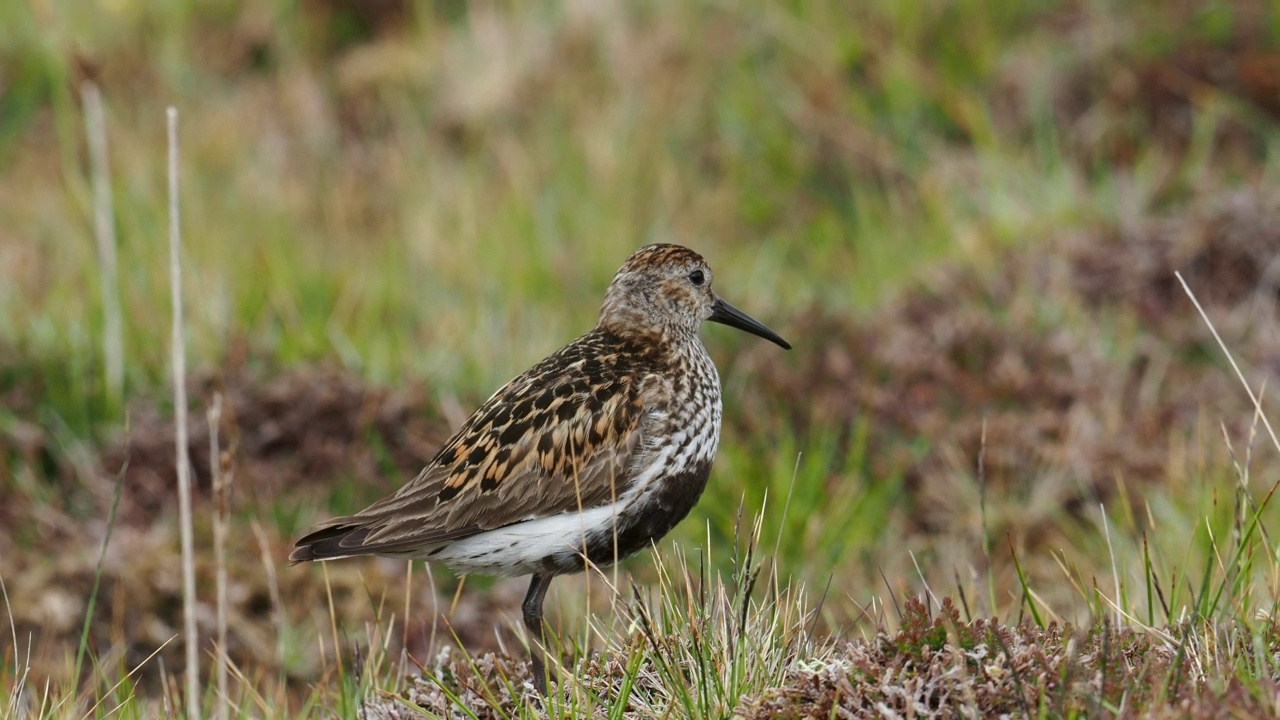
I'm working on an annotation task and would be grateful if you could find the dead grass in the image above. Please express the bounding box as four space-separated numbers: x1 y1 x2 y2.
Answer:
742 598 1280 719
1047 1 1280 175
0 366 478 704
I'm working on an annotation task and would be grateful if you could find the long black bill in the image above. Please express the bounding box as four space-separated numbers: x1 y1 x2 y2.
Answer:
708 297 791 349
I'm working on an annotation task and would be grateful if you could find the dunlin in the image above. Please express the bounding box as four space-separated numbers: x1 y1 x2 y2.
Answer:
291 244 789 694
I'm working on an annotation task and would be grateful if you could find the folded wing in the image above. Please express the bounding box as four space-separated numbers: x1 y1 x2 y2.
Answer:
291 338 651 563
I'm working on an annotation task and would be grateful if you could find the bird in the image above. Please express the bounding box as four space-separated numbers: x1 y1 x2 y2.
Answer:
291 243 790 695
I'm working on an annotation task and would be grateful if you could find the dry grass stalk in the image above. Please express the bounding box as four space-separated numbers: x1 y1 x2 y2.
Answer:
208 392 231 720
166 105 201 720
1176 271 1280 458
82 81 123 407
250 519 285 670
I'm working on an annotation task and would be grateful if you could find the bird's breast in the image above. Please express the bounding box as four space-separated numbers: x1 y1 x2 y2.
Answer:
650 345 723 471
595 347 723 544
548 341 727 573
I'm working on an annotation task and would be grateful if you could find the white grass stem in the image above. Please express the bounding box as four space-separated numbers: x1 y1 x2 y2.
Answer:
208 393 230 720
1 575 27 717
425 562 438 655
167 106 202 720
83 636 177 719
771 452 802 582
82 82 124 406
908 551 940 611
1175 271 1280 457
1100 503 1121 626
401 561 413 673
249 520 284 668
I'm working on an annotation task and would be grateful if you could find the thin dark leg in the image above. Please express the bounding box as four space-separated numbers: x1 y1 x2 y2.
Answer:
522 573 555 696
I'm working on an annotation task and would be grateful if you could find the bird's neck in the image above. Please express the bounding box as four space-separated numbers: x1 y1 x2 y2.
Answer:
596 316 702 363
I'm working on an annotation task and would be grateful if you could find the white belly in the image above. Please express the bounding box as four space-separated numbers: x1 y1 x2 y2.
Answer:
419 503 624 576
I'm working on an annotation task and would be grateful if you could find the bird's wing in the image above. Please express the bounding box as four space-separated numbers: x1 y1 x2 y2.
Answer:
291 336 656 561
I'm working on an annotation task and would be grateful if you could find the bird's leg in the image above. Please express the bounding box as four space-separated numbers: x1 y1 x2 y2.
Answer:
522 573 555 696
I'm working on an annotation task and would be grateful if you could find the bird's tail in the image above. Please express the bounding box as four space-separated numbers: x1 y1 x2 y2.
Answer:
289 521 379 564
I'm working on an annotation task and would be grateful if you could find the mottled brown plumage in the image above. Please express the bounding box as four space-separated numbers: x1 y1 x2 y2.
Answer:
291 243 789 694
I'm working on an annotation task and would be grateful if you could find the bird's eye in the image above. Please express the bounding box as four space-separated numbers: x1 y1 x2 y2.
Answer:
689 270 705 286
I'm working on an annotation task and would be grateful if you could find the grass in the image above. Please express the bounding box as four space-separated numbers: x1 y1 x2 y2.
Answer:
4 0 1280 716
1 1 1193 401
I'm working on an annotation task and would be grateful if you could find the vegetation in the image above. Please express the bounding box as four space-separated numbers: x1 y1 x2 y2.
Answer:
3 0 1280 716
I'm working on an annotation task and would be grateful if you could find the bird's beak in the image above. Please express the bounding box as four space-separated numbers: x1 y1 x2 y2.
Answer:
708 297 791 350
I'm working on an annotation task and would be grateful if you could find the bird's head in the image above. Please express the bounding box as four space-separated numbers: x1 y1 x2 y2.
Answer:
598 244 790 350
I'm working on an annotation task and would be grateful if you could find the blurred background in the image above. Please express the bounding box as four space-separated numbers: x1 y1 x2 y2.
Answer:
3 0 1280 710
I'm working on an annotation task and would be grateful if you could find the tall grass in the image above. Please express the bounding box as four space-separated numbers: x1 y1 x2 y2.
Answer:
366 500 825 719
5 0 1234 407
81 81 123 412
166 106 201 720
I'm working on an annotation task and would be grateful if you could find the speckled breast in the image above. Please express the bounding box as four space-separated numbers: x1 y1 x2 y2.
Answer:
574 342 724 571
